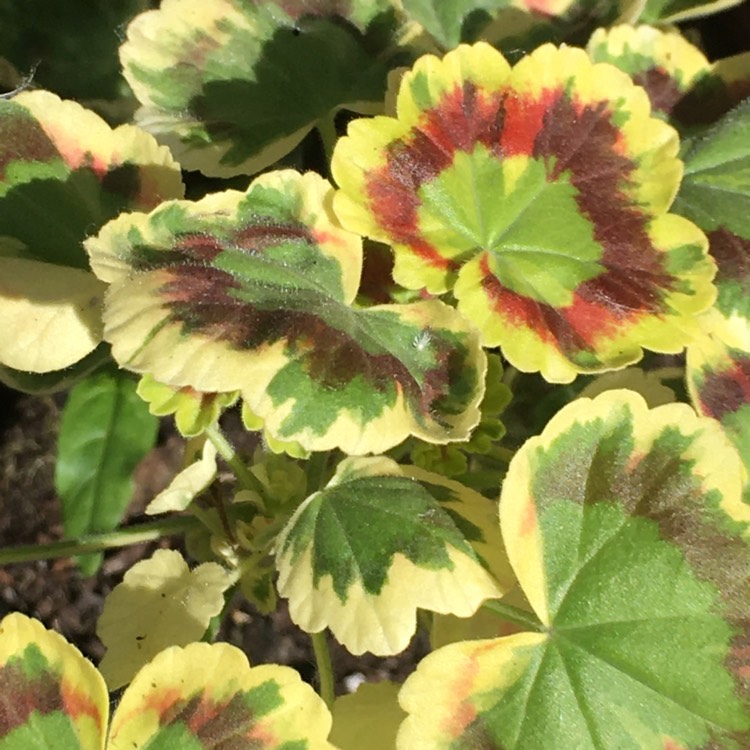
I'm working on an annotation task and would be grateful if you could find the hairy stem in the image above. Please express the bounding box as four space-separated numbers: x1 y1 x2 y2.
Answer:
205 423 267 500
0 516 198 565
311 630 335 708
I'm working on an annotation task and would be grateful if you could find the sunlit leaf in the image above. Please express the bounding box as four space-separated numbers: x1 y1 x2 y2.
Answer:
398 390 750 748
107 642 335 750
145 437 218 515
0 258 105 373
687 334 750 500
587 25 750 128
0 613 108 750
120 0 405 177
333 43 715 382
330 681 405 750
97 549 233 690
276 456 510 655
0 90 183 377
55 369 159 574
86 169 485 454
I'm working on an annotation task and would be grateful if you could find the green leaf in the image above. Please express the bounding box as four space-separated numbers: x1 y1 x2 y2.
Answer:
333 43 715 383
587 25 750 129
0 613 108 750
96 549 233 691
276 456 511 655
120 0 405 176
398 390 750 749
106 642 335 749
85 169 485 454
54 369 159 575
675 98 750 237
673 98 750 348
0 0 146 102
399 0 508 49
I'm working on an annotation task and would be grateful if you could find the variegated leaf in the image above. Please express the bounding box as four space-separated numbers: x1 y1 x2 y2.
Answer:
398 390 750 748
587 25 750 128
120 0 405 177
0 613 108 750
673 98 750 350
0 90 183 377
107 642 335 750
85 169 485 454
333 43 715 383
275 455 511 655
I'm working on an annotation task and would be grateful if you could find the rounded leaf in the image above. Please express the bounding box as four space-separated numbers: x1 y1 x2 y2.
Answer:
276 456 508 655
333 43 715 382
0 613 108 750
96 549 233 690
86 169 485 453
399 391 750 748
107 642 335 749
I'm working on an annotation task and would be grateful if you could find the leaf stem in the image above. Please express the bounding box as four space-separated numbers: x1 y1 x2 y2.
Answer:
482 599 545 632
305 451 331 493
316 115 338 174
311 630 335 708
0 516 198 565
205 423 266 499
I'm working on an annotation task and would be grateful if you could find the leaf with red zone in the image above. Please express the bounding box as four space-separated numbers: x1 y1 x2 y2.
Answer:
334 42 715 382
107 642 335 749
86 169 485 453
687 335 750 503
0 90 184 380
0 613 108 750
587 25 750 131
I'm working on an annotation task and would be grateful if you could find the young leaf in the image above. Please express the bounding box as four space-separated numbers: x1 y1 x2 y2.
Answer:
96 549 233 690
54 369 159 575
107 642 335 750
672 97 750 344
0 90 183 379
0 612 108 750
398 390 750 748
333 43 715 383
85 169 485 454
145 437 218 515
275 456 511 655
120 0 403 177
137 374 238 438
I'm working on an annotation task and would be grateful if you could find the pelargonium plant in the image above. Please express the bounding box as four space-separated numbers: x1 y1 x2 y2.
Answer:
1 1 750 748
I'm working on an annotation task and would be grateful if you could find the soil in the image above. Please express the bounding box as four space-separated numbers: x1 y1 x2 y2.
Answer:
0 386 428 695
